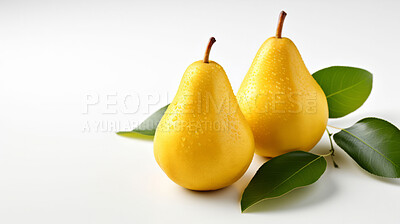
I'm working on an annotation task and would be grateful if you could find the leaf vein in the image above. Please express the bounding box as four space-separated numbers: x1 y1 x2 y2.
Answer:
342 129 400 168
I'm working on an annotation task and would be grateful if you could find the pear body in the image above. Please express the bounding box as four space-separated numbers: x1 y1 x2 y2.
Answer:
237 37 328 157
154 61 254 191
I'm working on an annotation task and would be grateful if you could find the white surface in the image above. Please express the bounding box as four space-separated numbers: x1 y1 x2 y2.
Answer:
1 0 400 223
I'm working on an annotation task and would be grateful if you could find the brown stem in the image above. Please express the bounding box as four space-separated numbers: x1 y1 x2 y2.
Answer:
203 37 216 63
275 11 287 38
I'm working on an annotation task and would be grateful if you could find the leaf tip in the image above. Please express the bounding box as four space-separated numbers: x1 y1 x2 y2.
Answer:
116 131 154 140
240 205 247 213
240 198 249 213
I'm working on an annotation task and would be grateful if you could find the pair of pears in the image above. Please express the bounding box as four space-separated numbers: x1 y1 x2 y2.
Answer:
154 11 328 191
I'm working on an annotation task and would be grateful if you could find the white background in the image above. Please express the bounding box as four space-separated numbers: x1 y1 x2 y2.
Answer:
1 0 400 223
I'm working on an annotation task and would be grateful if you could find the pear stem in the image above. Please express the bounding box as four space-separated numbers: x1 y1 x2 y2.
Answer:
326 128 339 168
275 11 287 38
203 37 216 63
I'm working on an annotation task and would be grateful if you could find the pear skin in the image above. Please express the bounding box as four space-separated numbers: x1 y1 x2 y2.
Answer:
154 38 254 191
237 12 328 157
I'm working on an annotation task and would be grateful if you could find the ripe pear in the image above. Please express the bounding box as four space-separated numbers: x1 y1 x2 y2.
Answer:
154 38 255 191
237 11 328 157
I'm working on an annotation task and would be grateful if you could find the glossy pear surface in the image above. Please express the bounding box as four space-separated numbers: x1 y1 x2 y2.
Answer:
154 61 254 191
237 37 328 157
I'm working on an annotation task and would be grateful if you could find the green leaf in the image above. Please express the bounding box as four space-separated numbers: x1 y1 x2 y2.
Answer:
312 66 373 118
333 117 400 178
117 104 169 138
241 151 327 212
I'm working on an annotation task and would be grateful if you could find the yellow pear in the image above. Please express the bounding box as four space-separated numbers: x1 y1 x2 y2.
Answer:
237 11 328 157
154 38 255 191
